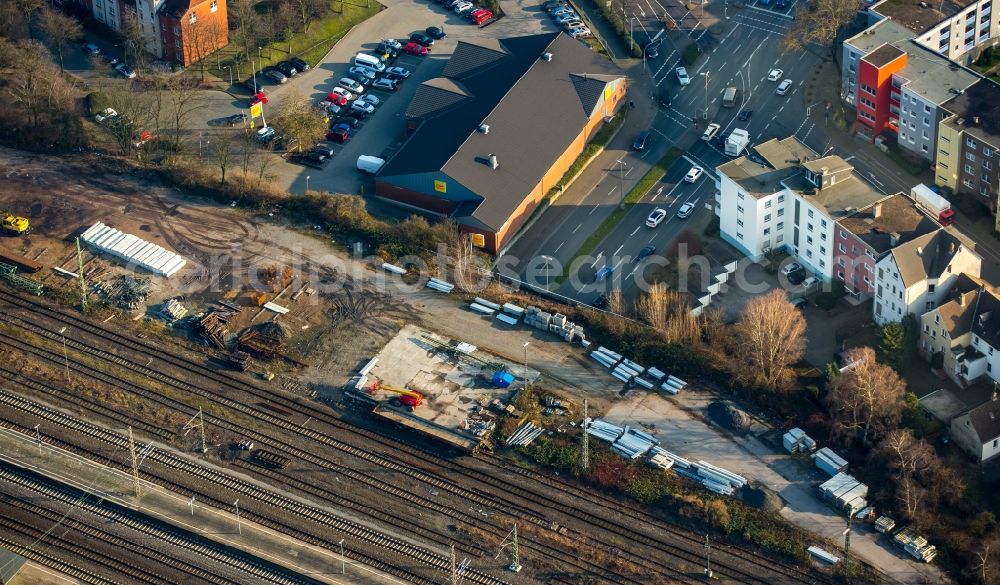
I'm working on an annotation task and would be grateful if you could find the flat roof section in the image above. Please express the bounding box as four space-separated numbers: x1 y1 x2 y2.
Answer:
363 324 537 452
845 18 914 54
941 79 1000 145
862 43 906 68
896 40 980 106
870 0 977 35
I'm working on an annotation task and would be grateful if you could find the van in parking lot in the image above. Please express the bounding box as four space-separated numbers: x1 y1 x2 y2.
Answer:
353 53 386 73
357 155 385 174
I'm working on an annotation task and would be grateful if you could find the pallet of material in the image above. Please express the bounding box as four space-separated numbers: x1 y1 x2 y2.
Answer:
502 303 524 317
469 302 495 315
875 515 896 534
0 250 43 273
648 451 675 469
380 262 406 275
358 358 378 376
696 460 747 488
645 367 666 381
814 447 848 476
595 346 622 362
474 297 502 311
81 222 186 277
496 313 518 325
808 546 840 564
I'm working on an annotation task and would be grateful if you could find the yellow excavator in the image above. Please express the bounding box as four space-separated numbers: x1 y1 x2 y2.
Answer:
2 211 29 235
369 380 424 409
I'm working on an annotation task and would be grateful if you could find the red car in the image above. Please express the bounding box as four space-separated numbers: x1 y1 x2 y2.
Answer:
403 42 429 56
249 91 268 107
470 9 493 24
323 93 349 107
326 127 350 143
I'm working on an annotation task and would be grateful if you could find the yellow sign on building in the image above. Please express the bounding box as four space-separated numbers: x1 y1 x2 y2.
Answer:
471 233 485 248
434 180 447 193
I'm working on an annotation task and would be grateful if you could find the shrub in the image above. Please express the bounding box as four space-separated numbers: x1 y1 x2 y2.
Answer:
86 92 110 116
523 437 579 474
682 44 701 66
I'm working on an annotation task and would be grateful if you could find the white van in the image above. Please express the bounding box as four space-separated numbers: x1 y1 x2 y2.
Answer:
353 53 386 73
357 155 385 174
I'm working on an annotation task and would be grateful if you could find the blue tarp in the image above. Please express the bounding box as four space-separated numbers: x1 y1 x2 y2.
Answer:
492 371 514 388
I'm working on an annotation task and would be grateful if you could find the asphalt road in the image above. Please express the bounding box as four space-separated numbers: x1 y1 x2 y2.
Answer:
506 5 821 307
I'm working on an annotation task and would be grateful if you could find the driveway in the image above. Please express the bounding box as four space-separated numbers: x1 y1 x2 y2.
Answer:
603 388 948 585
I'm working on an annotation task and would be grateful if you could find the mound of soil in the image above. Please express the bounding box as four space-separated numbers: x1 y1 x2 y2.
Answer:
706 401 751 434
742 483 784 513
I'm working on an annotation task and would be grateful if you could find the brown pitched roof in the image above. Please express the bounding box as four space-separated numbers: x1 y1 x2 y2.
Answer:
966 398 1000 443
971 288 1000 349
837 193 939 254
888 229 972 287
935 274 988 336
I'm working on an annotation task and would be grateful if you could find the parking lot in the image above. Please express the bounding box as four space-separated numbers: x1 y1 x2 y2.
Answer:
256 0 562 196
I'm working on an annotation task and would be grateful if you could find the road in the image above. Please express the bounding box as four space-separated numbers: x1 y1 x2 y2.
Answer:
505 4 821 307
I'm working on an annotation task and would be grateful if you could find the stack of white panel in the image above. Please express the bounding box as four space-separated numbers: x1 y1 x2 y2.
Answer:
814 447 849 476
648 451 675 470
81 222 187 277
695 460 747 489
611 427 659 459
819 472 868 513
586 419 624 442
648 446 692 469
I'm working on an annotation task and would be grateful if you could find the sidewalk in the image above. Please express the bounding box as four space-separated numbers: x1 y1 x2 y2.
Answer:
0 426 401 585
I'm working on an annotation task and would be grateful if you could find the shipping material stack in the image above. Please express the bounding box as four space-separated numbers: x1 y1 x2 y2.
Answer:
782 428 817 454
813 447 848 476
81 222 187 277
611 427 659 459
523 306 587 343
893 528 937 562
819 472 868 514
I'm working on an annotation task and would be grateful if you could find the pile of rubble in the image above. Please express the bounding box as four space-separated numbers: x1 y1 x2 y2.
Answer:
195 310 234 349
707 401 751 434
93 275 151 310
159 298 188 322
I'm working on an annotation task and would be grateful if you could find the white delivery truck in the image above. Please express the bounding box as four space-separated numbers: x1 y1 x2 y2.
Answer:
356 155 385 174
725 128 750 156
910 183 955 226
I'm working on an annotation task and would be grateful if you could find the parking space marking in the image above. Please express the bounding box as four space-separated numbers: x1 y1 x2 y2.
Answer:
573 223 582 233
608 186 617 197
591 252 604 268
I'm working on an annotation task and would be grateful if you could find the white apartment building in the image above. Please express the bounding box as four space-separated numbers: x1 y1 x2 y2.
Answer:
873 229 982 324
716 138 884 279
869 0 1000 64
92 0 122 30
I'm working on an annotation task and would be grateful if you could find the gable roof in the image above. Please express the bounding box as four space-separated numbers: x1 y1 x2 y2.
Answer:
971 287 1000 349
965 398 1000 443
888 229 976 287
934 273 990 336
837 193 939 254
379 32 624 231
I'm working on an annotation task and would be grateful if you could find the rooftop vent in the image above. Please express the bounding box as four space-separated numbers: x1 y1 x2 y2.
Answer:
917 246 923 256
479 124 490 134
957 117 965 125
488 154 498 169
973 116 981 125
541 52 553 61
890 231 901 246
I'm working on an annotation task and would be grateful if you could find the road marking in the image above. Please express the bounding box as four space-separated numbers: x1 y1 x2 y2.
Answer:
614 244 624 256
608 186 617 197
652 185 664 199
555 241 564 253
613 258 625 270
631 226 641 236
649 234 658 242
572 223 582 233
591 252 603 268
624 166 634 177
590 204 599 215
640 149 652 158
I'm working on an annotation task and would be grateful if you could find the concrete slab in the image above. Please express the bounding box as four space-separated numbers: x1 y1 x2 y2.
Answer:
363 324 538 450
0 427 401 585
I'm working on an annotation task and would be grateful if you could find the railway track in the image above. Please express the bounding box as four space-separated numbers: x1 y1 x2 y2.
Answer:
0 389 508 585
0 459 323 585
0 289 830 583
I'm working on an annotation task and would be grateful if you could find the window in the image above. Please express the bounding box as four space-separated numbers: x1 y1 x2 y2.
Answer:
967 152 978 161
808 209 815 218
777 208 785 217
852 246 858 255
820 259 826 268
764 214 772 222
737 219 744 227
174 25 180 35
860 83 876 95
985 159 993 170
985 174 993 184
968 137 979 148
763 228 771 235
737 205 744 214
189 11 197 23
839 257 846 267
922 130 929 139
838 270 845 279
922 144 929 153
821 233 827 241
739 192 746 200
821 219 828 228
807 223 814 232
806 249 813 258
820 246 827 255
928 302 935 312
924 104 931 114
985 148 994 157
737 232 744 240
964 178 975 188
928 284 936 293
839 243 846 253
778 194 785 203
777 222 784 230
210 0 218 11
777 234 784 243
807 236 814 245
966 164 976 173
839 229 847 239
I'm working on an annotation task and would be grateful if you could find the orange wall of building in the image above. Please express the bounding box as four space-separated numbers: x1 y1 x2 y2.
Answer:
161 0 228 66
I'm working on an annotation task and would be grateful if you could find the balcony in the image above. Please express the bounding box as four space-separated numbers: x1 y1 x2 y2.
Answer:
956 347 989 383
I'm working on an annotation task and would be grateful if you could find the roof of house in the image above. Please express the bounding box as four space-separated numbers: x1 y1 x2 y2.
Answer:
941 78 1000 146
869 0 977 35
717 137 815 197
159 0 211 16
933 273 990 335
845 18 915 54
801 155 854 175
963 397 1000 443
782 171 886 219
895 40 980 105
971 286 1000 348
837 193 939 254
862 43 907 67
379 33 624 231
887 229 978 287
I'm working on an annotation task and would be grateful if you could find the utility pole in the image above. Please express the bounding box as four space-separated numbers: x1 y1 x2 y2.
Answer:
704 534 713 578
127 426 141 497
522 342 530 393
701 71 711 121
581 399 589 471
75 238 87 312
844 514 853 582
33 424 42 456
507 524 522 573
616 159 627 209
451 544 458 585
198 408 207 454
234 499 242 535
58 327 70 383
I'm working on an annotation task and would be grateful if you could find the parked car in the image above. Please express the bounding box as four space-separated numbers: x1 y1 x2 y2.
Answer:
256 126 277 142
329 87 355 101
241 75 269 93
800 276 819 289
82 43 100 55
567 26 591 38
332 117 360 129
593 294 609 309
776 79 793 95
326 125 351 143
551 7 574 17
350 101 376 114
594 264 614 281
560 19 585 30
767 68 783 81
409 32 434 46
643 41 660 59
780 261 804 276
738 109 753 121
554 12 579 23
453 1 475 13
637 245 656 261
95 108 118 123
684 165 704 183
338 77 364 93
426 26 446 39
249 91 268 107
384 66 411 79
658 91 672 108
348 66 377 82
676 202 695 218
320 93 349 108
676 66 690 85
323 103 343 116
289 57 309 72
382 38 402 50
404 42 429 56
372 77 398 91
103 54 119 65
264 69 288 84
291 151 329 169
225 113 249 126
633 129 652 150
789 297 808 309
646 208 668 228
115 63 136 79
776 0 788 8
471 9 494 24
701 123 720 141
357 94 381 107
547 2 571 13
276 61 298 77
340 110 368 122
311 142 336 157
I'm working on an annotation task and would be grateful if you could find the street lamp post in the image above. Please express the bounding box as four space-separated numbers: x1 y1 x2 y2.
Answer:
306 175 311 192
540 255 553 289
522 341 530 392
234 499 242 535
34 424 41 456
701 71 711 120
616 159 627 209
338 539 346 574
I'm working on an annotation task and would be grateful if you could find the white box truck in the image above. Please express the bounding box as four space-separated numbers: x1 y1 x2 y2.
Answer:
910 183 955 226
725 129 750 156
356 155 385 174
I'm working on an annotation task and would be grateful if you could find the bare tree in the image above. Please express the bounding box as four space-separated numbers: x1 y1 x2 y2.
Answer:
119 12 148 69
781 0 858 52
229 0 261 63
184 18 226 82
37 7 83 72
4 39 75 128
211 133 236 184
974 540 996 585
607 288 624 316
102 82 158 156
268 90 325 152
827 347 905 447
163 77 208 151
636 284 701 345
18 0 42 33
0 1 27 39
636 283 669 332
875 429 934 519
732 290 807 391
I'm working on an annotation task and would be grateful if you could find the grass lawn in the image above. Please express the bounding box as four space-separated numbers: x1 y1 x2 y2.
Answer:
546 110 626 198
556 147 683 283
209 0 380 83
